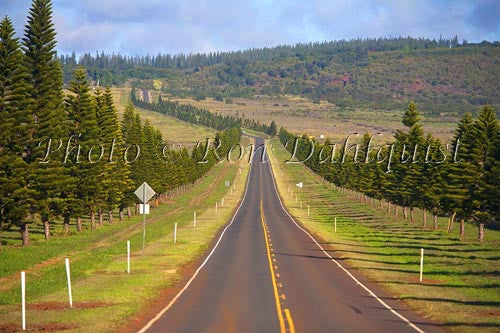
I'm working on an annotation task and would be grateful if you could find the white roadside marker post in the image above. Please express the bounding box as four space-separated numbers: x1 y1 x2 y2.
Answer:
215 202 218 212
194 212 197 227
21 271 26 331
174 223 177 244
334 217 337 233
65 258 73 308
419 248 424 282
127 240 130 274
307 205 310 216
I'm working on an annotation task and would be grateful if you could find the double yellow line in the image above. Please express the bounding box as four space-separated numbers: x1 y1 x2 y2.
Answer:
260 200 295 333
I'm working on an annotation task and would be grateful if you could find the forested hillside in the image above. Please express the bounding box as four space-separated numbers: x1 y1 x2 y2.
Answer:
61 39 500 116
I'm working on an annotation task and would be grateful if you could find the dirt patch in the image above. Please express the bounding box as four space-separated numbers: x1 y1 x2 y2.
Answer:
0 322 79 332
407 277 444 285
479 309 500 318
28 301 111 311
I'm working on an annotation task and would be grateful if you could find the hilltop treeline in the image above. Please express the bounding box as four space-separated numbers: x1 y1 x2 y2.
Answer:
0 0 240 245
63 35 464 73
278 103 499 241
131 88 275 134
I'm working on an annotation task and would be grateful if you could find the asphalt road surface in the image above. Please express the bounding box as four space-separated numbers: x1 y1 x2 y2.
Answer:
138 138 443 333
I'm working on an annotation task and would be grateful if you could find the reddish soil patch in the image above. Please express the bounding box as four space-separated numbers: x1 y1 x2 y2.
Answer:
0 322 79 332
407 277 443 284
28 301 111 311
479 309 500 318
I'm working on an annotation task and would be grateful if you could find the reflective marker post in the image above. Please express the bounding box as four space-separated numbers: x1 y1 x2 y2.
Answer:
419 248 424 282
21 272 26 331
65 258 73 308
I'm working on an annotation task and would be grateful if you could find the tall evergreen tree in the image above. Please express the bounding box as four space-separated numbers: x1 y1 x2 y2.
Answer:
65 66 102 230
0 17 34 245
390 102 424 222
442 113 475 236
97 88 134 221
469 106 499 241
23 0 73 239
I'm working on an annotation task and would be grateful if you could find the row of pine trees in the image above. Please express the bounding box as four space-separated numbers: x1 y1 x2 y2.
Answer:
0 0 241 246
131 88 275 133
279 103 499 241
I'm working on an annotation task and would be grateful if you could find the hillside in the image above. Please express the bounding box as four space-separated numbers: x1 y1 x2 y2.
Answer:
150 46 500 116
63 39 500 116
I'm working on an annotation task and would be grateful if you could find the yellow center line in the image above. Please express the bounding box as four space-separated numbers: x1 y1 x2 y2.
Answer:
260 148 295 332
260 200 286 333
285 309 296 333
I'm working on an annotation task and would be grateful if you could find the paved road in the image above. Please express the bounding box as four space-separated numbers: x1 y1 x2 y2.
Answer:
139 138 443 333
142 89 150 103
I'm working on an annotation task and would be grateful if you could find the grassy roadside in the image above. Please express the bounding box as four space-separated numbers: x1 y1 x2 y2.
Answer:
0 138 252 333
267 137 500 332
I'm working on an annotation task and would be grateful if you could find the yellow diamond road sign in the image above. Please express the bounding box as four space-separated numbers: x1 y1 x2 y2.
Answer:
135 182 156 203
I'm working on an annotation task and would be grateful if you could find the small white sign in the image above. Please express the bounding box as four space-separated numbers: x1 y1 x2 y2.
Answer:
225 181 230 187
139 203 150 214
296 182 303 188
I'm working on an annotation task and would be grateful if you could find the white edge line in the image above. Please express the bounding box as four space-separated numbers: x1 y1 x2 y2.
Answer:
137 155 254 333
266 142 426 333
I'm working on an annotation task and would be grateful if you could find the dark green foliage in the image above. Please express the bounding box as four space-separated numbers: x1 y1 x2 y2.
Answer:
65 66 102 225
0 17 34 244
266 121 278 137
467 106 499 230
23 0 74 238
96 88 134 214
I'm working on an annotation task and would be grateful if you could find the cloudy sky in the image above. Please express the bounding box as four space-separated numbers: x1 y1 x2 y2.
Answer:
2 0 499 56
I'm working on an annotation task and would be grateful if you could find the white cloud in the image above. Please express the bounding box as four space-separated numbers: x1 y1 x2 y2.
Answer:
1 0 498 55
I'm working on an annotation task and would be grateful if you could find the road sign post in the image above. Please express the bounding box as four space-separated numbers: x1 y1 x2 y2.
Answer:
134 182 156 256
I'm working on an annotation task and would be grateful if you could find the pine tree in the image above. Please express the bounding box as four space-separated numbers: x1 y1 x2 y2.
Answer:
442 113 475 236
267 120 277 136
469 106 499 241
420 135 445 229
97 88 134 221
65 66 102 230
23 0 74 240
391 102 424 222
0 17 34 245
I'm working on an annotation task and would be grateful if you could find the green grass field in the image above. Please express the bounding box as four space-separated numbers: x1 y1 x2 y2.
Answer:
268 137 500 332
